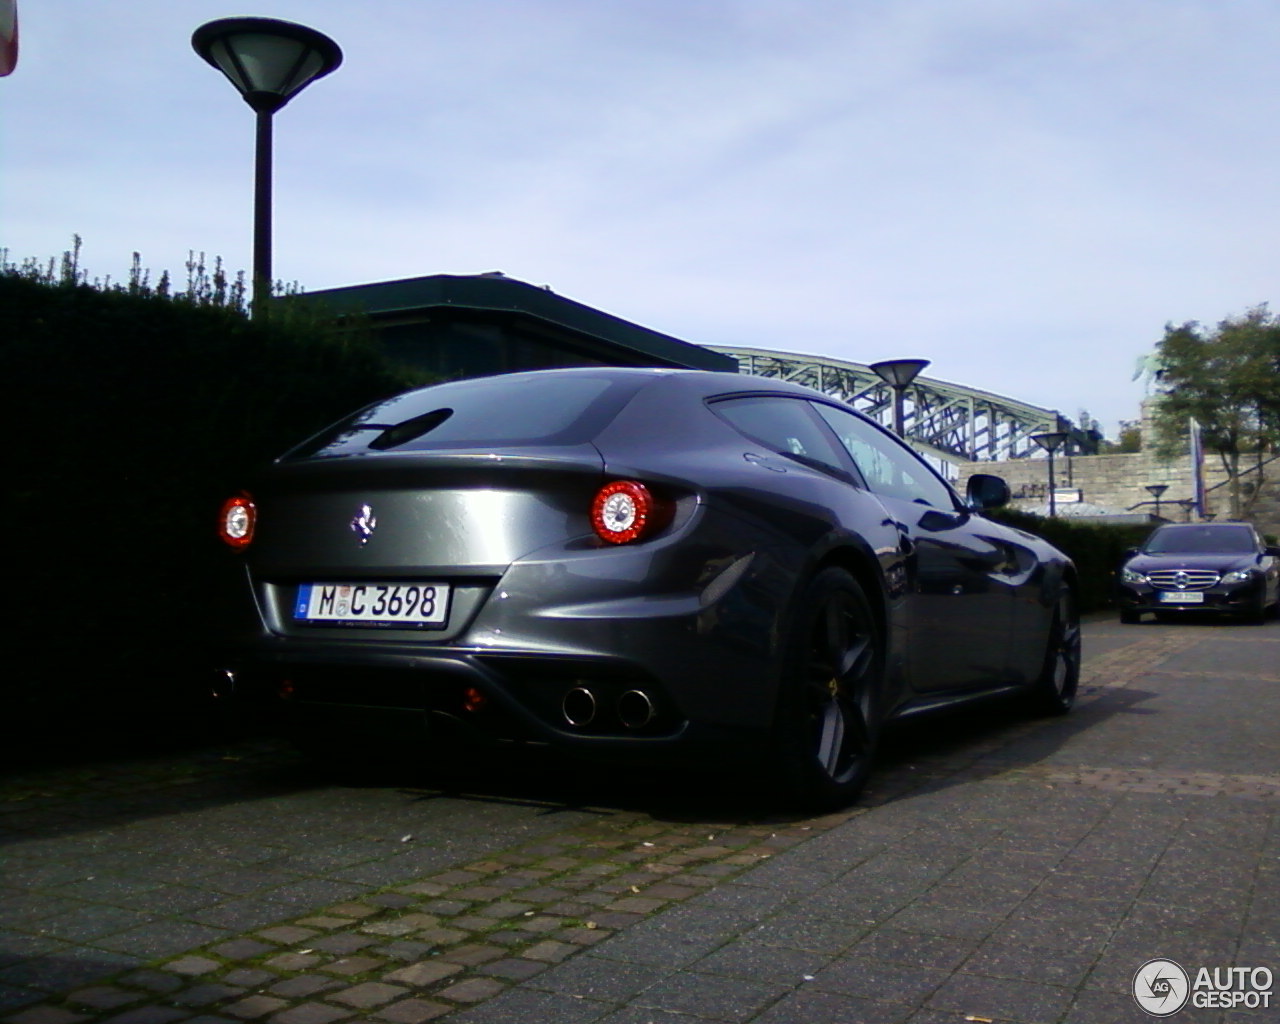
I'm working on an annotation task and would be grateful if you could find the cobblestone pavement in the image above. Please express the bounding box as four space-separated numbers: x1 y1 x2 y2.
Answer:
2 615 1277 1024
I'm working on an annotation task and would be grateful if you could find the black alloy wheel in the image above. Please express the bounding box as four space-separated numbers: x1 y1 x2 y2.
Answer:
1028 585 1081 715
774 567 883 811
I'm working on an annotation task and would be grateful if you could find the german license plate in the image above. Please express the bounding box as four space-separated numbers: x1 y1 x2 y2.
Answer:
1159 591 1204 604
294 583 450 626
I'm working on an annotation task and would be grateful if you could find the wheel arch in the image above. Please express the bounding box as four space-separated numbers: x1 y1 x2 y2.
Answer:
811 544 890 652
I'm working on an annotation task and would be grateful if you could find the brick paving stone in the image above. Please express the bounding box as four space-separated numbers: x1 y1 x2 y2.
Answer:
266 1003 352 1024
474 901 532 920
388 914 440 931
323 904 378 919
364 894 417 910
223 995 289 1020
558 926 614 946
393 883 448 898
604 896 667 914
63 987 137 1011
255 927 318 945
114 972 185 996
435 944 505 967
221 969 276 988
418 901 469 918
474 959 550 982
359 920 417 938
416 927 468 946
369 998 451 1024
309 933 377 955
436 977 506 1004
519 940 577 963
263 953 323 972
321 956 386 977
449 915 497 933
514 915 562 934
326 982 409 1009
266 978 343 999
381 962 464 987
163 957 221 977
209 939 275 961
172 983 247 1007
289 919 346 932
370 940 434 961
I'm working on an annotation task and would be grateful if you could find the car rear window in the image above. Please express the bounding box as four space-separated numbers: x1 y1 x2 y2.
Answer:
1143 525 1256 554
286 373 647 459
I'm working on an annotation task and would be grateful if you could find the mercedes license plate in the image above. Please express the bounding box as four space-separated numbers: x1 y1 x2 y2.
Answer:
294 583 450 626
1159 591 1204 604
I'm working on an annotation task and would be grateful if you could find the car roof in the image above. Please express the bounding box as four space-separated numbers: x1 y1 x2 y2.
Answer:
467 366 829 397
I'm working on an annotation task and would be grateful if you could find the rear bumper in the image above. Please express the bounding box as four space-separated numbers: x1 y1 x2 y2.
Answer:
222 637 771 765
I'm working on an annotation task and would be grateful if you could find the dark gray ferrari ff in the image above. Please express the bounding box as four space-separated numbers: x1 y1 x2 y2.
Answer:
218 367 1079 809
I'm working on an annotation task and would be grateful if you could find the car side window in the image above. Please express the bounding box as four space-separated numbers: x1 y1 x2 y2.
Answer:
711 396 851 476
811 402 955 508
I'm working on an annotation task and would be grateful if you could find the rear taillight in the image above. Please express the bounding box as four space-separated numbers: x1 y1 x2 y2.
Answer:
591 480 659 544
218 493 257 550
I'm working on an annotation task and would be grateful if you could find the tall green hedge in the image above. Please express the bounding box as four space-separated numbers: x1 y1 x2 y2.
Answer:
2 265 420 757
987 508 1152 614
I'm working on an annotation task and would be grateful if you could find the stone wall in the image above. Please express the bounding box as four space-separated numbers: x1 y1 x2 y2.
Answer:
953 449 1224 521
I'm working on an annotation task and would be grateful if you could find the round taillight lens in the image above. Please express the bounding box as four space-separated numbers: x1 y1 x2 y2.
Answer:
591 480 655 545
218 494 256 549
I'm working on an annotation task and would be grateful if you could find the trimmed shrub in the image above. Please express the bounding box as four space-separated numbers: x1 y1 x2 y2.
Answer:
2 254 422 757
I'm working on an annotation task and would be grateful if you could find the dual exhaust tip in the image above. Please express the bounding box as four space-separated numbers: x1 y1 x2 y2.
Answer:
562 686 656 730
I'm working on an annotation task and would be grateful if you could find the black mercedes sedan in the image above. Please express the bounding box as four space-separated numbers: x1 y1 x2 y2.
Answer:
1116 522 1280 624
217 367 1079 809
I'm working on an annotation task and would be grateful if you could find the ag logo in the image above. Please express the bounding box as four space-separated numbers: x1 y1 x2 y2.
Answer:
1133 958 1190 1016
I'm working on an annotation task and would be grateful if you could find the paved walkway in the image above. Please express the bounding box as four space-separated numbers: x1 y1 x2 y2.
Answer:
1 615 1277 1023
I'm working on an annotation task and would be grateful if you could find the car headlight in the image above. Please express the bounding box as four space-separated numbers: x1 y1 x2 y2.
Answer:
1120 567 1148 584
1221 569 1254 584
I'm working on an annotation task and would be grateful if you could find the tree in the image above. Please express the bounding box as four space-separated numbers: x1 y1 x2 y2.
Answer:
1099 420 1141 453
1151 305 1280 517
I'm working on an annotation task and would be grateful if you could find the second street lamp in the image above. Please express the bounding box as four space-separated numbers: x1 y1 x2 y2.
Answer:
1031 430 1070 517
193 17 343 317
1145 483 1169 520
870 359 931 438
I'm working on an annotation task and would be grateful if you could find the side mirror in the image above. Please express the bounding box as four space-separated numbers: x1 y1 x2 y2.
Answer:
1265 546 1280 558
966 473 1010 511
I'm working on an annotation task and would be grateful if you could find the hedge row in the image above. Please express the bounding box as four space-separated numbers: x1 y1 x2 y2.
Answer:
2 269 421 757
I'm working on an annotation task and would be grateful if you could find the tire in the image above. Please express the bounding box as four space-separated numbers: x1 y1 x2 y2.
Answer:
772 568 883 812
1028 586 1081 716
1119 609 1140 625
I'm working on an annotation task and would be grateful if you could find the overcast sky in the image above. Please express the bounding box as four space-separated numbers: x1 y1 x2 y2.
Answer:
4 0 1277 436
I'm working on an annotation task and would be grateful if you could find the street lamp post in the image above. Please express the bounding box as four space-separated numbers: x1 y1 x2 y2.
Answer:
1145 483 1169 520
870 359 931 438
1030 430 1070 517
192 18 342 317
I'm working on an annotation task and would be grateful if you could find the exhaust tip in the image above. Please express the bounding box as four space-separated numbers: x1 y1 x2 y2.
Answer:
617 689 656 729
562 687 597 727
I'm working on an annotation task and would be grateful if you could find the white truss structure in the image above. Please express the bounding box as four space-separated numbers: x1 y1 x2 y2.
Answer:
712 346 1079 465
